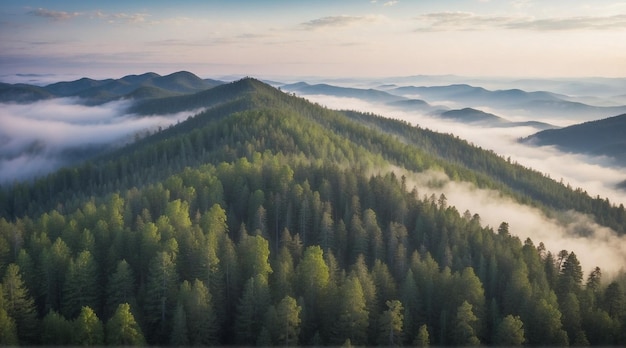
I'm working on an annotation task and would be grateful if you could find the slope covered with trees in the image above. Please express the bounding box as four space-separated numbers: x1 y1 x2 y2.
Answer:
0 78 624 345
522 113 626 166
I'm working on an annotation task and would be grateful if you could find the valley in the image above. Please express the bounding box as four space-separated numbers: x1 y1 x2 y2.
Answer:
0 73 625 345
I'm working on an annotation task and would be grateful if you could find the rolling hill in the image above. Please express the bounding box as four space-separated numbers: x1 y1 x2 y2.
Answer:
0 71 223 105
522 113 626 166
390 84 626 120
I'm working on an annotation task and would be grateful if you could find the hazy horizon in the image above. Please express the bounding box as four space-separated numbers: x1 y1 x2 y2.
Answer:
2 0 626 79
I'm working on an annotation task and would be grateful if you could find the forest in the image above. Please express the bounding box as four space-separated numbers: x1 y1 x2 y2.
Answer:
0 78 624 346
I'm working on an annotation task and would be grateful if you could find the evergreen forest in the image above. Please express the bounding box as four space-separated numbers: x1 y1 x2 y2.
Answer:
0 78 625 346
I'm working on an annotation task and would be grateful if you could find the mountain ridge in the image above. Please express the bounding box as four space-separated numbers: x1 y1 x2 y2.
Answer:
0 71 224 105
522 113 626 166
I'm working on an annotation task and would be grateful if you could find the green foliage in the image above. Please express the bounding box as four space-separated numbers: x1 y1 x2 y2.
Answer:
494 314 525 346
72 306 104 345
106 303 146 346
378 299 404 346
0 78 624 346
41 310 72 345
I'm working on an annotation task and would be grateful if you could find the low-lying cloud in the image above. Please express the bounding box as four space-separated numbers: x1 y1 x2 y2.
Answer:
302 93 626 278
0 98 199 183
398 168 626 278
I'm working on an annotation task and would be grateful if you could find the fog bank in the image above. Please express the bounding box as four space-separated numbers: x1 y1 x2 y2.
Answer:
0 98 200 183
398 168 626 279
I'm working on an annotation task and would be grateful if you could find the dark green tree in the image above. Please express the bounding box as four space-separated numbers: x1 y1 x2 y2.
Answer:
41 310 72 345
62 250 99 319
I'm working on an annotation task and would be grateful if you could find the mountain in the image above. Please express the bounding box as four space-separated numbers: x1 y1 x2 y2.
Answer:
439 107 504 124
522 113 626 165
44 77 114 96
281 82 405 104
391 84 626 120
0 82 53 103
438 107 555 129
0 71 224 105
0 77 624 346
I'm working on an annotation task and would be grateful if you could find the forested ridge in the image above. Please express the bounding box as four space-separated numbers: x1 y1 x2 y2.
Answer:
0 78 624 345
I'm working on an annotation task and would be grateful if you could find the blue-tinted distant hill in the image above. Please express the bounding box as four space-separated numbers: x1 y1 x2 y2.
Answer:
0 71 224 105
391 84 626 120
439 108 555 129
281 81 405 104
522 113 626 166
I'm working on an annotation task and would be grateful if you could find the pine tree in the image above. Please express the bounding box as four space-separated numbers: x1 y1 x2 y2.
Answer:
41 310 72 345
72 306 104 345
143 251 178 344
62 250 99 318
275 295 302 346
494 315 525 346
2 263 38 344
106 303 146 346
106 259 136 319
453 301 480 346
414 324 430 347
378 299 404 346
332 275 369 345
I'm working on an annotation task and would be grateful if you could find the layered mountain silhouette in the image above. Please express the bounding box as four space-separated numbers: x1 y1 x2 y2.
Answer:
1 76 625 346
390 84 626 120
0 71 223 105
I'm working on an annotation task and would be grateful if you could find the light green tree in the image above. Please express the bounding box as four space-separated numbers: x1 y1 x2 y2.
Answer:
72 306 104 345
378 299 404 346
453 300 480 346
106 303 146 346
494 315 525 346
414 324 430 347
2 263 38 344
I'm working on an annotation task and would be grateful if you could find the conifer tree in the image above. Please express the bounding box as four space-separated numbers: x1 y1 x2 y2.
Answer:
72 306 104 345
2 263 38 344
106 303 146 346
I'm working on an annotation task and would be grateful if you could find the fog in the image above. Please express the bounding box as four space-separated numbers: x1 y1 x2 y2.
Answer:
396 168 626 278
303 93 626 277
0 98 200 183
302 94 626 206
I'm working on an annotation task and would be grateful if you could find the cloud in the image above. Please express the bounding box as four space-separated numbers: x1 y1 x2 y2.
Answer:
383 1 399 7
288 89 626 209
408 169 626 278
93 10 151 24
301 15 377 30
28 8 81 21
414 12 626 32
0 98 201 183
26 7 152 25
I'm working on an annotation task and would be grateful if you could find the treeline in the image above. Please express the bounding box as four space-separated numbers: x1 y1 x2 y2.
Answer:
2 79 624 235
0 78 625 345
1 153 625 345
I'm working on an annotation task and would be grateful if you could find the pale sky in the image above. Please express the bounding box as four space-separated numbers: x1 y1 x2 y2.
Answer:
1 0 626 80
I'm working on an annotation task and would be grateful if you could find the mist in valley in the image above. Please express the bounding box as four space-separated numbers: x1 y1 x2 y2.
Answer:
2 76 625 278
0 98 200 183
298 90 626 278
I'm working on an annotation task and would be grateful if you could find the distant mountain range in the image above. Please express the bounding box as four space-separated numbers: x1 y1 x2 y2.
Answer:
390 84 626 120
0 71 223 105
280 82 560 129
522 113 626 166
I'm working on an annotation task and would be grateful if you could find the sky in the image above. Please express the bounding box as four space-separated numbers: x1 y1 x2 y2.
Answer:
1 0 626 81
